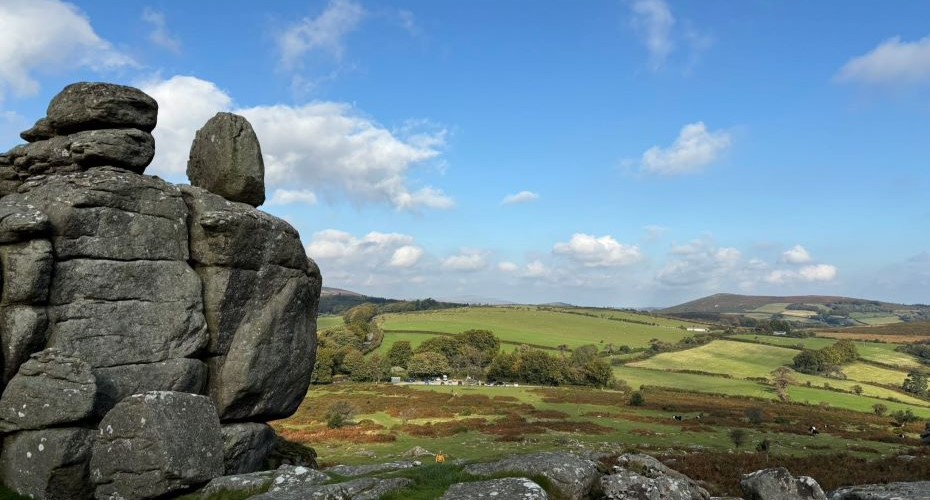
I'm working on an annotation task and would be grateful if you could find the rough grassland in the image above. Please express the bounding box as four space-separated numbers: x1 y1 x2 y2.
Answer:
379 307 699 350
629 341 797 379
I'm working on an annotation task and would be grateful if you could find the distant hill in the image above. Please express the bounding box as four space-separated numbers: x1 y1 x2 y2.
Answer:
539 301 575 307
662 293 930 327
436 295 517 306
318 287 465 315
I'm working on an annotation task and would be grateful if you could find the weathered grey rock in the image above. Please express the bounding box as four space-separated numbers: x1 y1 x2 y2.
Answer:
609 454 710 500
0 203 50 244
828 481 930 499
0 239 53 305
222 422 275 474
91 391 223 499
188 112 265 206
92 359 207 415
199 470 275 497
49 259 207 368
324 460 421 477
0 305 49 384
185 187 319 421
0 349 95 432
464 452 600 500
204 265 317 420
264 464 330 493
0 427 94 500
8 168 189 261
183 186 307 270
21 118 54 142
4 129 155 175
254 476 411 500
741 468 826 500
46 82 158 134
441 478 549 499
601 469 705 500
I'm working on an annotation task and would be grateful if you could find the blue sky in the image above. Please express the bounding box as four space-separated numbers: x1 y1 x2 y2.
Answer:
1 0 928 306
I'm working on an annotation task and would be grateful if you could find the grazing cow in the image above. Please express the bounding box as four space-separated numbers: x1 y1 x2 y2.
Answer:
809 426 819 436
673 415 683 421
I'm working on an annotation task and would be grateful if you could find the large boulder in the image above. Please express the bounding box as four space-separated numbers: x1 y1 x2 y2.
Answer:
441 478 549 499
741 468 826 500
0 427 94 500
46 82 158 134
0 305 49 384
602 454 710 500
0 349 95 432
91 391 223 499
183 186 318 421
188 112 266 207
828 481 930 499
464 452 601 500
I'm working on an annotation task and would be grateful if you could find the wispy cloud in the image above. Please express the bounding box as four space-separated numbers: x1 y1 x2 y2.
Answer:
501 191 539 206
278 0 365 69
639 122 731 175
765 264 838 285
142 7 181 53
442 250 488 272
837 35 930 87
630 0 675 70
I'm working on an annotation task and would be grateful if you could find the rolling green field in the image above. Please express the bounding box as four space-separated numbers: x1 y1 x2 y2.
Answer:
318 315 344 330
625 340 927 408
379 307 700 351
730 334 923 369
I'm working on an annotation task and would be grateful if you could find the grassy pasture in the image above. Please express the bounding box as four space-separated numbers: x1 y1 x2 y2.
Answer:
629 341 797 379
850 313 904 326
317 315 344 330
379 307 698 351
729 334 923 369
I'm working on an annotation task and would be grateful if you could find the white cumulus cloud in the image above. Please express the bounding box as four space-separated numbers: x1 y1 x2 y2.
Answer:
278 0 365 68
657 239 741 287
390 245 424 268
501 191 540 205
780 244 812 265
141 75 452 211
0 0 134 100
553 233 643 267
498 261 519 273
640 122 731 175
837 36 930 86
765 264 838 284
442 251 488 272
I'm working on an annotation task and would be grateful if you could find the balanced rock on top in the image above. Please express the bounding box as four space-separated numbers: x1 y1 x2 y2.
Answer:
187 112 266 207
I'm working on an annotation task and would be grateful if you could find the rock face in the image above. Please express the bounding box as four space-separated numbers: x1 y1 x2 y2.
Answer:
0 82 320 500
600 454 710 500
740 468 827 500
0 349 95 432
441 478 549 499
187 112 266 207
828 481 930 499
464 452 601 500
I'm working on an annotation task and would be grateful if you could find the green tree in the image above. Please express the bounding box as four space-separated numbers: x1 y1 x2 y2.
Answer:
340 348 365 376
458 330 500 365
387 341 413 369
311 347 337 384
515 348 565 385
770 367 794 402
580 358 614 388
629 391 645 406
407 351 451 379
792 350 824 374
486 351 517 382
570 345 600 367
903 370 928 396
852 384 863 395
416 336 462 362
872 403 888 416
